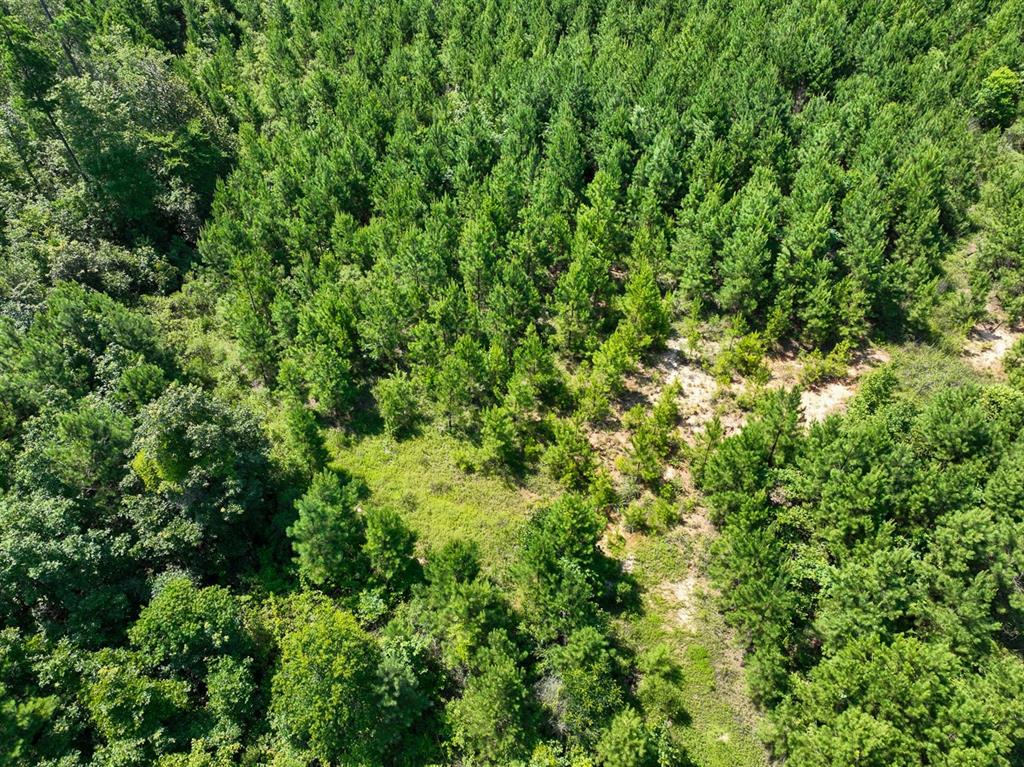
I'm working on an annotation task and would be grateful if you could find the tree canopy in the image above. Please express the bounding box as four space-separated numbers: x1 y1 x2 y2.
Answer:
2 0 1024 764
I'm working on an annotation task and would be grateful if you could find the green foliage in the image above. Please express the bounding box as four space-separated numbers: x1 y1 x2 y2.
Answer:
287 471 367 595
271 398 328 480
435 334 489 435
620 259 671 350
716 168 782 325
1004 336 1024 388
447 629 533 766
624 496 680 535
578 322 644 422
87 652 190 748
363 506 421 604
712 332 769 385
542 626 624 746
286 281 359 417
373 372 423 439
775 635 1024 767
976 67 1022 130
635 645 687 726
553 185 617 358
271 606 383 766
6 282 166 404
542 417 597 491
404 540 517 674
797 341 852 388
618 382 681 487
6 1 1024 764
700 361 1024 763
594 708 657 767
973 155 1024 321
0 630 70 766
128 383 272 575
701 387 801 524
129 577 250 679
475 404 526 475
516 495 606 643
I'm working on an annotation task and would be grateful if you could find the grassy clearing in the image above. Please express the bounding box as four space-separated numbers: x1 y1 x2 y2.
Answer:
890 342 987 395
618 529 768 767
327 430 559 572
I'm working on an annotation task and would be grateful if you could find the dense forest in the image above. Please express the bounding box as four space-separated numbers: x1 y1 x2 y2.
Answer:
2 0 1024 765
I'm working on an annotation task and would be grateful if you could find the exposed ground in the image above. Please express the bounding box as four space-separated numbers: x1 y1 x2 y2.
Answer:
767 347 892 422
591 332 890 473
599 330 895 767
962 297 1023 377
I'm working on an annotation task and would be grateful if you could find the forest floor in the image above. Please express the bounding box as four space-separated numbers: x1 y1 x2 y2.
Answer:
328 430 558 574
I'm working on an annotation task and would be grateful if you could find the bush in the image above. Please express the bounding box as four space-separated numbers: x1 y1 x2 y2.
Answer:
621 497 678 534
475 405 524 475
373 372 422 439
362 507 420 603
713 332 769 385
542 417 597 490
798 341 851 388
580 323 645 420
645 497 678 533
287 471 367 594
636 645 686 724
271 607 383 765
618 382 681 486
595 708 657 767
976 66 1021 130
620 259 672 349
1004 337 1024 389
623 501 648 533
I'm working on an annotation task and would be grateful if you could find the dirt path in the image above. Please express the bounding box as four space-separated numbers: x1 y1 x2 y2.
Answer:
593 332 889 764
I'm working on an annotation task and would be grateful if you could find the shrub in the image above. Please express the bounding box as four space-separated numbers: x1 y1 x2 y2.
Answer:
976 66 1021 130
542 418 597 490
1004 336 1024 389
798 340 851 388
618 382 681 486
712 332 769 385
373 372 422 439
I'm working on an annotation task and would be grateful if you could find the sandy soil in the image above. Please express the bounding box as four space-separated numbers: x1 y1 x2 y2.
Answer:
659 574 700 631
963 298 1023 377
629 335 889 444
790 347 891 423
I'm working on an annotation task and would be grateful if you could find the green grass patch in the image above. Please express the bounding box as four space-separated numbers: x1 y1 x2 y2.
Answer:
327 430 559 572
667 630 768 767
890 343 985 397
617 528 768 767
629 529 692 588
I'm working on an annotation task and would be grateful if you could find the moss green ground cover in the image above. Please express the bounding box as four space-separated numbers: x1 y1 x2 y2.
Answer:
329 430 559 571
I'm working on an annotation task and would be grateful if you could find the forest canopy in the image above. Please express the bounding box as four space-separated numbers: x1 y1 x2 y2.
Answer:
2 0 1024 765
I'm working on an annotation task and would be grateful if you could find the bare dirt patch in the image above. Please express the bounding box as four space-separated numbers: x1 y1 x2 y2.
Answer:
659 574 700 630
795 347 891 423
963 298 1023 377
